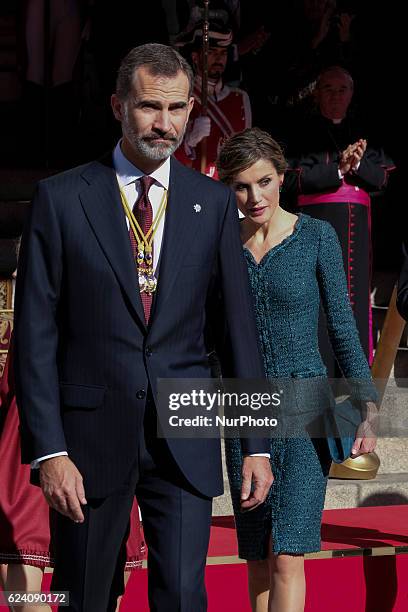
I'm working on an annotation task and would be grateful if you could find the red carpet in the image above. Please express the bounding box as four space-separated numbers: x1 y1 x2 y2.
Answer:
118 505 408 611
118 556 408 612
1 505 408 611
208 505 408 557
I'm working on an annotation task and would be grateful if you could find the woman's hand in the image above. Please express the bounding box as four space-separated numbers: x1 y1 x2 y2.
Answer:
351 402 378 457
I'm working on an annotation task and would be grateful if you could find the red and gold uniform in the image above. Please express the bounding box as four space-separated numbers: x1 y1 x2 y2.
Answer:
175 77 251 178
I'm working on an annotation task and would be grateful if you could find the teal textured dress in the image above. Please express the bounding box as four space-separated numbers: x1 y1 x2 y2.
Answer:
225 213 375 558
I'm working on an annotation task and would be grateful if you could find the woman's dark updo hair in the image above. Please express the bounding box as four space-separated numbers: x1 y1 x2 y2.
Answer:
217 127 288 184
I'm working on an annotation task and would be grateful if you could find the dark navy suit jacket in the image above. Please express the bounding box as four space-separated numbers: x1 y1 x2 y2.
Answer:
14 155 267 498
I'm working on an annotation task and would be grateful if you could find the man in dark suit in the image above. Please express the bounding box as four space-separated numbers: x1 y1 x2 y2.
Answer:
14 44 272 611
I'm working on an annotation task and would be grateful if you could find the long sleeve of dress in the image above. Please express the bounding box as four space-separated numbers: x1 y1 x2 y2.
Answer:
316 220 377 401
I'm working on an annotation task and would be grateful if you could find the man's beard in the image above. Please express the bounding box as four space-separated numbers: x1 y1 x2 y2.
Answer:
123 111 186 161
207 62 225 82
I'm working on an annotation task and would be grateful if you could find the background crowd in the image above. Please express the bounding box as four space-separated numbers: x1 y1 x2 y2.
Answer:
0 3 404 609
0 0 403 272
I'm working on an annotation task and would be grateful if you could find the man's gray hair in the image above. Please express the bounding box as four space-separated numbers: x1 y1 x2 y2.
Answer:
316 65 354 90
116 43 194 99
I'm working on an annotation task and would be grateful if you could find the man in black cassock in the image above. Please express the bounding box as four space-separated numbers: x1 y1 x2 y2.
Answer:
291 65 395 371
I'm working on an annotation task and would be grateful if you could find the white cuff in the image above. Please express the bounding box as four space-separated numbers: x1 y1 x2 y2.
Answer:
31 451 68 469
246 453 271 458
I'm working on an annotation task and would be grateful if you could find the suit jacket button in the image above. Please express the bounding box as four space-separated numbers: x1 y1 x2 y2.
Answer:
136 389 146 400
145 346 153 357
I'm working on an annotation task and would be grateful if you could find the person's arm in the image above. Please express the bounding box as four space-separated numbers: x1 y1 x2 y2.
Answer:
14 180 85 522
215 189 265 407
352 146 396 192
216 187 273 510
294 152 342 194
31 451 68 469
316 220 377 455
14 181 66 462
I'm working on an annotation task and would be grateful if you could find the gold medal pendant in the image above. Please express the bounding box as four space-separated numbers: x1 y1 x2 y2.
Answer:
119 185 168 297
144 271 158 294
137 266 157 294
138 269 147 292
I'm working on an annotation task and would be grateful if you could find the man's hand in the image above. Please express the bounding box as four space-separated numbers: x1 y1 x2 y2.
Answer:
240 456 273 512
339 142 358 175
349 138 367 170
340 139 367 175
39 456 87 523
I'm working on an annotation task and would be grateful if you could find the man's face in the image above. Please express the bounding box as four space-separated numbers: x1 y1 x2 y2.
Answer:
193 47 228 81
111 67 194 163
315 72 353 121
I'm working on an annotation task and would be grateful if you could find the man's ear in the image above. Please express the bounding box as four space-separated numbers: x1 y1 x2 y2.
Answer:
186 96 195 121
111 94 124 122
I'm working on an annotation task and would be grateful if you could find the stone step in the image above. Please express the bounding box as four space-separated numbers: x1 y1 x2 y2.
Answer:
213 478 233 516
213 439 408 515
325 473 408 509
376 438 408 474
213 472 408 516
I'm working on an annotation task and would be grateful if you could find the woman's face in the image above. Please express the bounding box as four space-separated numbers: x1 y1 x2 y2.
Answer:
231 158 283 225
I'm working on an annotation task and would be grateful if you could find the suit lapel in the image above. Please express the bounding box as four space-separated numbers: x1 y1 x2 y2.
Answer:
151 158 202 324
79 157 147 329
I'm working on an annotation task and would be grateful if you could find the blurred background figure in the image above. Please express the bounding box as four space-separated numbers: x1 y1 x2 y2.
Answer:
175 19 251 177
290 65 395 371
283 0 357 105
22 0 84 166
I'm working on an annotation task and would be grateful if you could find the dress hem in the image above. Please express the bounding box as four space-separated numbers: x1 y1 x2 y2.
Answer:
238 545 321 560
0 551 144 571
0 550 52 568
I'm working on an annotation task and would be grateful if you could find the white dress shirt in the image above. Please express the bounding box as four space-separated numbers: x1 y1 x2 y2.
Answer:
113 140 169 270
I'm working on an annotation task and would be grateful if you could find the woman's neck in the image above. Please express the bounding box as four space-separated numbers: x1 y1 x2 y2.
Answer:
241 206 285 246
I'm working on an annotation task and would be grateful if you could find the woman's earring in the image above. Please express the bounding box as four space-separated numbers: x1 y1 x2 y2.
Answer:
279 185 282 193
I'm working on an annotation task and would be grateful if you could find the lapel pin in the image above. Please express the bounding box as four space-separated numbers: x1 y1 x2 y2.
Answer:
193 204 202 213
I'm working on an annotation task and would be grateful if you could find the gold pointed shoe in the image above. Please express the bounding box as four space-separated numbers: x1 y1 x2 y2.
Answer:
329 452 380 480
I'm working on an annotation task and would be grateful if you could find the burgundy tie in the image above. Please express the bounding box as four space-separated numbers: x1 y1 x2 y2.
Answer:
130 175 155 323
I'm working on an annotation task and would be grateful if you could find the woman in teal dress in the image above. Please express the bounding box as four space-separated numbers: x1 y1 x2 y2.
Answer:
217 128 377 612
